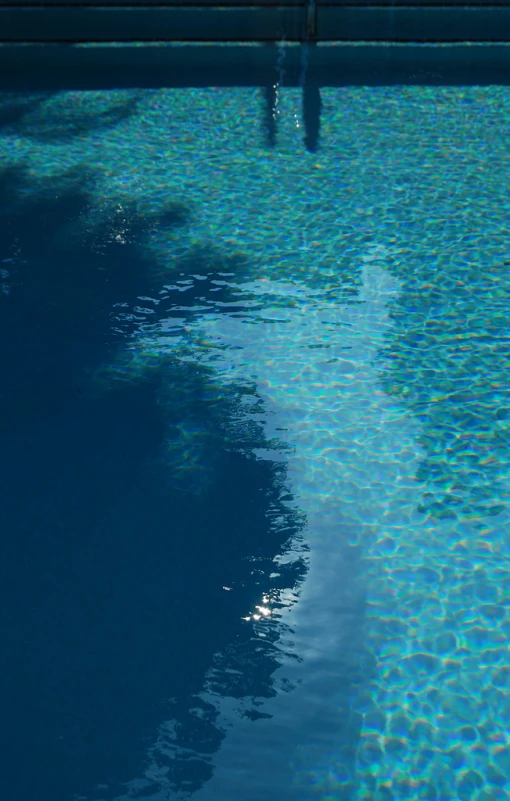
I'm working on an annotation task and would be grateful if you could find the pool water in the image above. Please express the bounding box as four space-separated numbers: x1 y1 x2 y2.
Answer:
0 81 509 801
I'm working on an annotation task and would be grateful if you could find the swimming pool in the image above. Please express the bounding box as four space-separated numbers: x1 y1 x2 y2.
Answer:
1 43 509 801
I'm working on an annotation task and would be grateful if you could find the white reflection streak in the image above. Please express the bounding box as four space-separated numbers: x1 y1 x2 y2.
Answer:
132 250 420 800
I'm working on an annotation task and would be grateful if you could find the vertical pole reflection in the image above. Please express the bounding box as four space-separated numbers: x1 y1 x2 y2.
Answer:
302 81 322 154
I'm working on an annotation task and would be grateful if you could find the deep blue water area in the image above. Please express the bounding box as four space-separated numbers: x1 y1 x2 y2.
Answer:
0 169 307 801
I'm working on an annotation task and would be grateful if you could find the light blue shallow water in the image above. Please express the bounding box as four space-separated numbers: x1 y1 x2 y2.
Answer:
0 82 509 801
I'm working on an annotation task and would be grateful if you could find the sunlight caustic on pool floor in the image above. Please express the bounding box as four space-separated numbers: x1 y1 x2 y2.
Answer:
1 83 509 801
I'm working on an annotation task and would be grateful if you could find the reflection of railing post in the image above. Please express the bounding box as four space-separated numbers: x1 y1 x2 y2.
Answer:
302 0 321 153
305 0 317 40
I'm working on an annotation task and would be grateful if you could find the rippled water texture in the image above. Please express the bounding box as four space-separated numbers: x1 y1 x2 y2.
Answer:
1 84 509 801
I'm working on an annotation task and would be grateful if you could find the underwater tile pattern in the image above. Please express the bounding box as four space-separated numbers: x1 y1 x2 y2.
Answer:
1 80 510 799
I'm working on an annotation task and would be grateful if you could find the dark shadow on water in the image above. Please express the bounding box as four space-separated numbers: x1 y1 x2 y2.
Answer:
0 165 312 801
0 92 52 130
262 84 278 149
302 82 322 154
0 90 141 142
260 80 322 153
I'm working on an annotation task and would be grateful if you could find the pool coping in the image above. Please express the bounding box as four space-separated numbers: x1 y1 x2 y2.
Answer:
2 4 510 44
3 41 510 89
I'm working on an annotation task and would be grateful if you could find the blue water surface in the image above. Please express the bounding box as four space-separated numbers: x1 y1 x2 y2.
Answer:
0 78 509 801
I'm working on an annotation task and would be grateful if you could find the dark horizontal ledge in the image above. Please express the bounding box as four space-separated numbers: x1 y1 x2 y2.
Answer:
2 6 510 42
3 42 510 88
1 0 509 5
